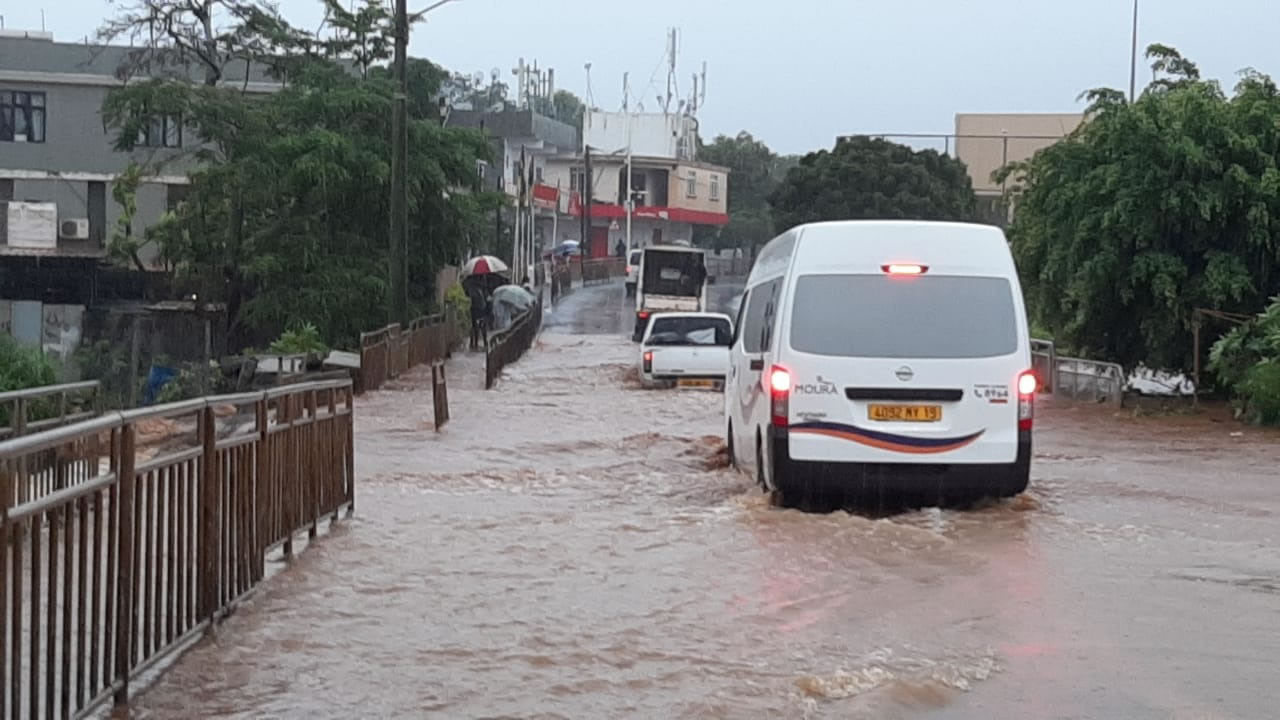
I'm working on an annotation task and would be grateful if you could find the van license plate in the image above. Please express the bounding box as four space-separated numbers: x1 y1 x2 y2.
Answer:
678 379 717 389
868 405 942 422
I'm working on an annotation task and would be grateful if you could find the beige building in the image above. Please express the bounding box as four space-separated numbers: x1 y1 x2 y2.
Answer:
954 113 1083 196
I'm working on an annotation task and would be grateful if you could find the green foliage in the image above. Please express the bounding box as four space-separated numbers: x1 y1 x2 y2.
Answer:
154 362 227 405
443 283 471 340
694 132 795 256
99 3 503 351
770 136 976 233
269 323 330 355
1003 45 1280 369
1209 297 1280 423
73 340 135 409
0 336 58 393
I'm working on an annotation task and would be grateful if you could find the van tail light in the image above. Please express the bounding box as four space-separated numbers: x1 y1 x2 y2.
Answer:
769 365 791 427
883 263 928 275
643 350 653 373
1017 370 1036 431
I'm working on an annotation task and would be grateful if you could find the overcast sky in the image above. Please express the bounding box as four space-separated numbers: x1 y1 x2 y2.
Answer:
9 1 1280 154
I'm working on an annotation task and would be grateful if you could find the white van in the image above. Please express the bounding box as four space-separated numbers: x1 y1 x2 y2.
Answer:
632 245 709 341
724 220 1035 507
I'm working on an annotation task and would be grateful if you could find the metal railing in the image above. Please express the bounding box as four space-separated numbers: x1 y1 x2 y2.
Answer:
485 299 543 389
1055 356 1126 406
1030 339 1057 393
0 381 102 443
581 257 625 285
0 379 355 718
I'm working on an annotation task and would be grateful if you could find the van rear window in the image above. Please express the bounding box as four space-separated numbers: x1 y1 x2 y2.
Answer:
788 274 1019 358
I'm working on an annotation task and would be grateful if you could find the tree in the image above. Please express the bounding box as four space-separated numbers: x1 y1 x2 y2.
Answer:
693 131 793 256
1000 45 1280 369
99 0 501 349
770 136 976 233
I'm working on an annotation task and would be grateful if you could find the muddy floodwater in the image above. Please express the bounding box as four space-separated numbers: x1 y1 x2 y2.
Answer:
130 284 1280 719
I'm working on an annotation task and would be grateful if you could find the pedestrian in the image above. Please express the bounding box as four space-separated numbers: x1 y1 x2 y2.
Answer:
468 283 488 351
615 239 626 258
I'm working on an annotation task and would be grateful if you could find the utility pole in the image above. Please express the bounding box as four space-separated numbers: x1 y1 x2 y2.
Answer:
1129 0 1139 102
582 146 593 255
389 0 409 324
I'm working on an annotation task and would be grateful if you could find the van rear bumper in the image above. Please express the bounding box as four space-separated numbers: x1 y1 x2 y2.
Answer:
767 427 1031 499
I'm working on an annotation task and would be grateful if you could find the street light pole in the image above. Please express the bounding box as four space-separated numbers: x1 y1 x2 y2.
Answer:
389 0 410 324
1128 0 1139 102
390 0 460 324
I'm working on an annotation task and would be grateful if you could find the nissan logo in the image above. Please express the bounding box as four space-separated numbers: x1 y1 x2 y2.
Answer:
895 366 914 381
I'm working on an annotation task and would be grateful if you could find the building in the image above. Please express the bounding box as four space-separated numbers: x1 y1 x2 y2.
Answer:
0 29 278 356
953 112 1084 222
0 30 280 266
543 110 728 257
443 108 580 255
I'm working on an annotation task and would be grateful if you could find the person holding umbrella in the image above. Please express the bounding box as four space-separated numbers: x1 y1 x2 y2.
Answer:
461 255 509 351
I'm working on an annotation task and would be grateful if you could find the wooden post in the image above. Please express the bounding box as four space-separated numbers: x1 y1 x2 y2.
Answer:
345 387 355 517
1192 316 1202 408
198 406 218 621
254 397 269 582
307 389 319 541
112 423 137 707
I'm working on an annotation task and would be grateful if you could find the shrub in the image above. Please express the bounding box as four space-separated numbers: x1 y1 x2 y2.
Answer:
269 323 329 356
444 284 471 344
0 335 58 393
1209 296 1280 424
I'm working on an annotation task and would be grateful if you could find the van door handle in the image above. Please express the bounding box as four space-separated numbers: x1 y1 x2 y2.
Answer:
749 358 764 371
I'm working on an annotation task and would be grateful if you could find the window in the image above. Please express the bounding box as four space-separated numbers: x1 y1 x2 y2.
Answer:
710 175 720 201
570 168 585 193
647 315 733 347
0 91 46 143
686 170 697 198
137 114 182 148
788 274 1019 358
535 165 543 183
741 279 781 353
732 289 750 347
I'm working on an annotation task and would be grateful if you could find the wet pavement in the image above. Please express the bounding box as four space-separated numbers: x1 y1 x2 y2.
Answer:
131 281 1280 719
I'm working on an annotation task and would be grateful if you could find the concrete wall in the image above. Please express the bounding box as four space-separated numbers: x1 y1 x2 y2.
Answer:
10 177 171 264
0 79 194 177
0 298 84 360
584 111 697 159
668 164 728 214
954 113 1083 195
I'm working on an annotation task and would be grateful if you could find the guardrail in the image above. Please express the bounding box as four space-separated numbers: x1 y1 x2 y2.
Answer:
582 257 625 285
358 314 456 394
1030 339 1057 393
485 299 543 389
1030 337 1124 406
550 265 572 305
0 379 355 719
1055 356 1126 406
0 381 102 443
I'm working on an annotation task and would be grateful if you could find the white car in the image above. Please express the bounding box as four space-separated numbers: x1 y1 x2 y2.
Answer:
725 220 1035 507
624 249 642 297
639 312 734 389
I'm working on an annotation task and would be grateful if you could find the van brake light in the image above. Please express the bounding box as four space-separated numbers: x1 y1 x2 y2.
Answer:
883 263 927 275
769 365 791 426
1017 370 1036 431
643 350 653 373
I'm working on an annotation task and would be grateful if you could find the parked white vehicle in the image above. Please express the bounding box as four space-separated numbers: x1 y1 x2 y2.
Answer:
639 312 734 389
625 249 642 297
633 245 709 341
724 220 1035 507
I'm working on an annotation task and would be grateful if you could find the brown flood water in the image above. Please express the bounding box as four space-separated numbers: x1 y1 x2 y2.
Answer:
129 287 1280 719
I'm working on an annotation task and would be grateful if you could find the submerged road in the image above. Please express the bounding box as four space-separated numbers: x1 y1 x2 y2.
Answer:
132 281 1280 719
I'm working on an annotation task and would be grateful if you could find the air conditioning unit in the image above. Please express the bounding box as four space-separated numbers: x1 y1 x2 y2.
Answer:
59 218 90 240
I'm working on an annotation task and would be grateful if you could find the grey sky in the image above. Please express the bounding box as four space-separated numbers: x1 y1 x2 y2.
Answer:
9 1 1280 154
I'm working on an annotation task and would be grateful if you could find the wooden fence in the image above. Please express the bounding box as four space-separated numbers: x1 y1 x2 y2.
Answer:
485 299 543 390
0 379 355 718
0 381 101 443
358 314 456 394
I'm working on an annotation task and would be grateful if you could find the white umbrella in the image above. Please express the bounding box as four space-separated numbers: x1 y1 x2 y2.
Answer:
461 255 509 277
